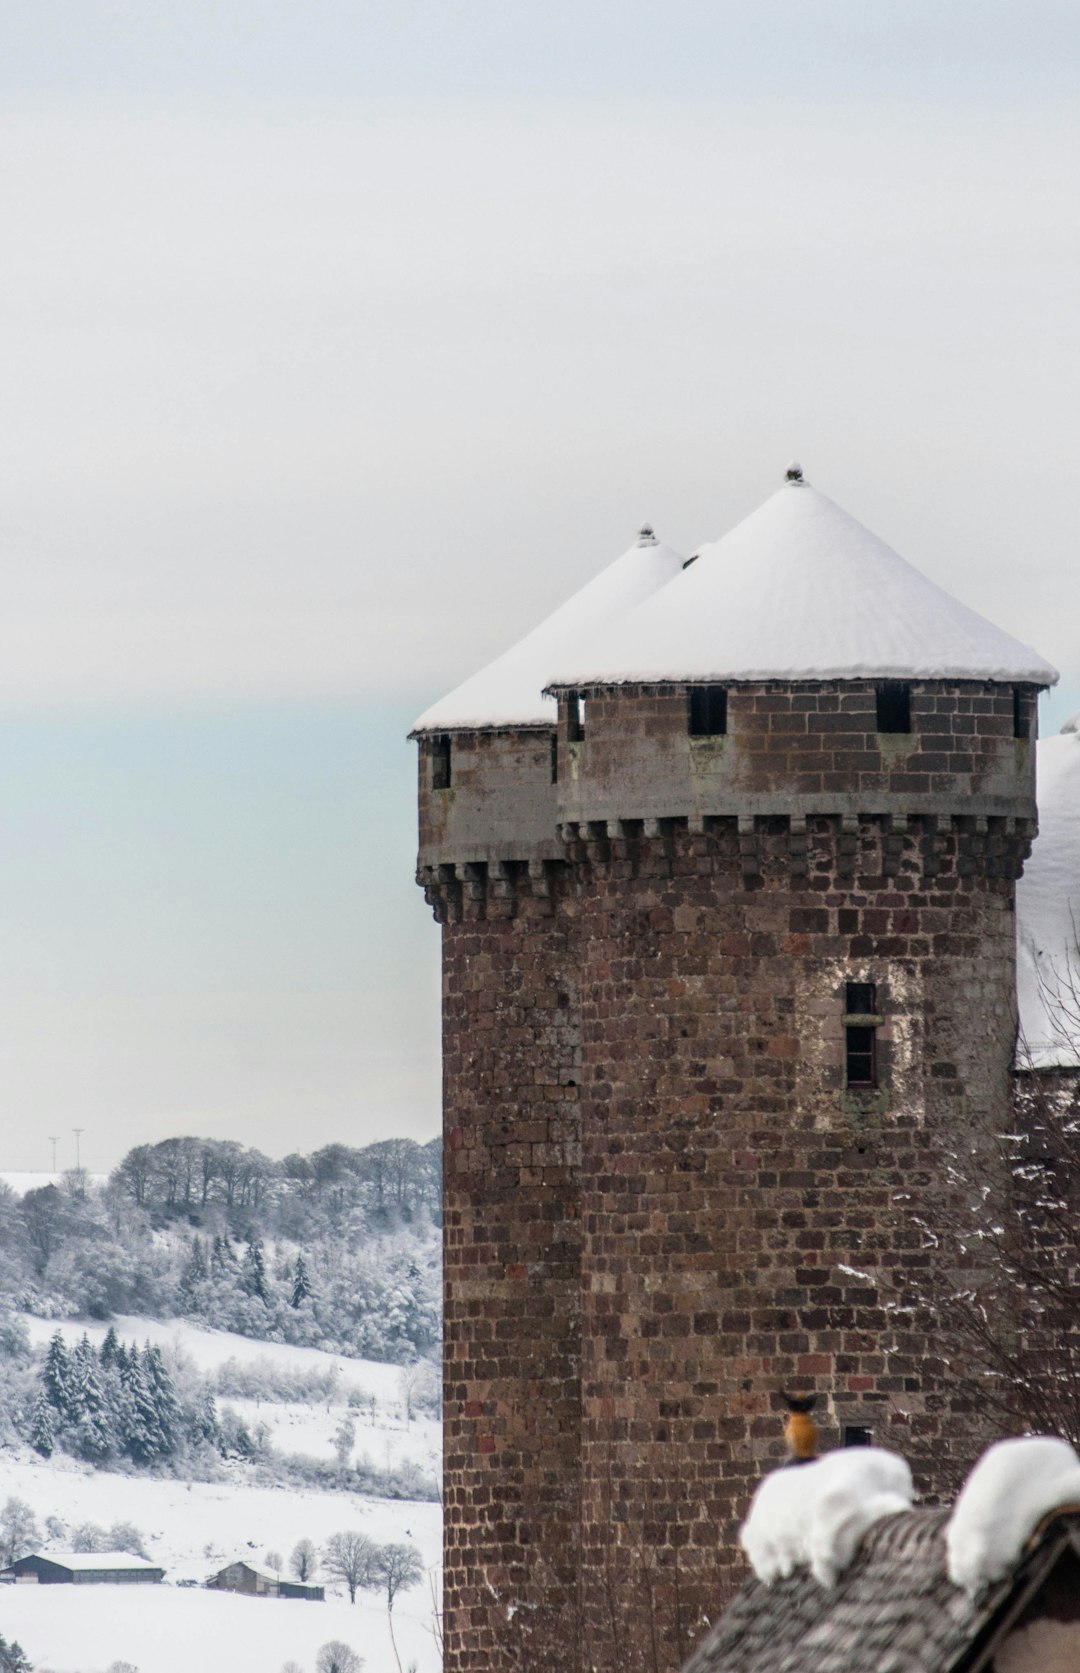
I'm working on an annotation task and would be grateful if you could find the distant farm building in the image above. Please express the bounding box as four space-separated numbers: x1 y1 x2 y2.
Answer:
0 1552 164 1585
208 1560 324 1601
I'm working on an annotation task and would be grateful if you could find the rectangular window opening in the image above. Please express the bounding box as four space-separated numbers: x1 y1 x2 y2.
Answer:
876 681 911 734
1013 686 1028 740
550 733 559 784
846 982 876 1017
688 685 728 737
843 1425 873 1448
432 734 452 790
845 1027 877 1088
845 982 879 1089
567 693 585 743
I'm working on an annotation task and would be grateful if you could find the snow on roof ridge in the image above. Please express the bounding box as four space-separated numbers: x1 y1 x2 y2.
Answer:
739 1446 914 1589
32 1550 160 1568
410 527 685 734
946 1435 1080 1598
547 475 1059 690
1062 709 1080 734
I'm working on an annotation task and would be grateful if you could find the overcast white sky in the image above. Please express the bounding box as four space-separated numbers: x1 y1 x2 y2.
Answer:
1 2 1078 1170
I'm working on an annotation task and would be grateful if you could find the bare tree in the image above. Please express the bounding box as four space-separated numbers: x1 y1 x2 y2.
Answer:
315 1644 363 1673
375 1543 424 1613
322 1531 380 1604
290 1538 318 1582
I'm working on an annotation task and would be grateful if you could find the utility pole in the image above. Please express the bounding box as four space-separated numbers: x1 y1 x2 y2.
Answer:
48 1136 59 1172
72 1128 84 1173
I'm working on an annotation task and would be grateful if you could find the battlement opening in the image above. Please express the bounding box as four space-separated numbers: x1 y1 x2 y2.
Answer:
688 685 728 737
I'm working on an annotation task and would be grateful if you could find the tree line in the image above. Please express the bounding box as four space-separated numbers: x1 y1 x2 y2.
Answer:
0 1134 440 1364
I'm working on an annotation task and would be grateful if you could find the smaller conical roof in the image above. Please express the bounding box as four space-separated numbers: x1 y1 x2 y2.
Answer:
547 475 1059 689
1017 725 1080 1068
411 527 684 733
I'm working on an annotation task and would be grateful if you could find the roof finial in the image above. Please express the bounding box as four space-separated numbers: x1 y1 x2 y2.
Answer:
785 461 804 484
636 524 657 546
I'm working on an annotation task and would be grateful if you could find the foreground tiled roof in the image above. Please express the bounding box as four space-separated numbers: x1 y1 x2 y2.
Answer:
683 1506 1054 1673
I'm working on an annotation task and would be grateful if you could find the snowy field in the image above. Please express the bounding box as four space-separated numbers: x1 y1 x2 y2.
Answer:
4 1314 442 1673
0 1579 440 1673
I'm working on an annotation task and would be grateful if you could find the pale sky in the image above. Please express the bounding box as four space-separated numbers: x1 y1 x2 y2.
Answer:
1 2 1078 1170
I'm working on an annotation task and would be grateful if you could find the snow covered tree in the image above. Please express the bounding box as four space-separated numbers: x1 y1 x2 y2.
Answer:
29 1392 54 1458
69 1335 114 1461
118 1350 165 1464
291 1252 312 1308
41 1330 72 1416
143 1344 182 1456
0 1499 40 1566
0 1633 31 1673
241 1236 269 1304
332 1415 355 1470
99 1325 120 1369
290 1538 318 1582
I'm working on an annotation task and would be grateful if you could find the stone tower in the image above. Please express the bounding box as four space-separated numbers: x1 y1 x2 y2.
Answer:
412 471 1058 1673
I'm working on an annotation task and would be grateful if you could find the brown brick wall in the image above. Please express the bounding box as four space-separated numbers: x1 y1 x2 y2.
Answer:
435 863 583 1672
570 814 1027 1670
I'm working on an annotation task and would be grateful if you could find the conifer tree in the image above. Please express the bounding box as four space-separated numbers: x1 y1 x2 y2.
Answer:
291 1253 312 1308
42 1330 72 1416
143 1344 181 1456
242 1237 269 1304
99 1325 120 1369
29 1392 55 1458
69 1336 114 1462
119 1351 164 1465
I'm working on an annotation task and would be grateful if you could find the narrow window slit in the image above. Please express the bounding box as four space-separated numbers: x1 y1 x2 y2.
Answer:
432 734 452 790
876 682 911 734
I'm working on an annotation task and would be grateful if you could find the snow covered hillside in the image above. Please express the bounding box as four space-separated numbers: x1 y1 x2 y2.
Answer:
1 1317 442 1673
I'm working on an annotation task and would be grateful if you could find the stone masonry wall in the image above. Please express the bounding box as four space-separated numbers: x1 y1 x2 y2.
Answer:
431 862 583 1673
571 812 1029 1672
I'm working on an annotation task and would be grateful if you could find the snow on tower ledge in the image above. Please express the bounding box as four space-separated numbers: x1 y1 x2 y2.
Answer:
547 474 1059 689
410 526 684 734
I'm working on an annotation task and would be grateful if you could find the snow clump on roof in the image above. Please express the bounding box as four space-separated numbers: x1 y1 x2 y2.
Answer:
740 1446 914 1589
945 1435 1080 1598
1062 709 1080 734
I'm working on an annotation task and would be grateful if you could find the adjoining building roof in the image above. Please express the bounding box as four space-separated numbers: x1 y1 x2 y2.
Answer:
410 527 684 734
682 1507 1080 1673
1017 724 1080 1068
547 472 1059 691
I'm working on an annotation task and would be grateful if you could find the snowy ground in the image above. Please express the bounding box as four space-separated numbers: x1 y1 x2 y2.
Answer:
4 1314 443 1673
1 1580 440 1673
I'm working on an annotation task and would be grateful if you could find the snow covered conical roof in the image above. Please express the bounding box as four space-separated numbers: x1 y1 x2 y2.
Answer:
547 476 1059 689
1017 723 1080 1068
411 527 684 733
